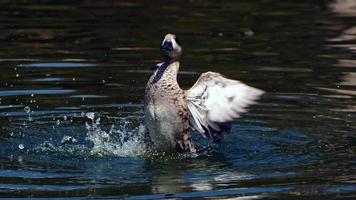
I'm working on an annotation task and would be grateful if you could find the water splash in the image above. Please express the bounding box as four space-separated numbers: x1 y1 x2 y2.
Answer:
61 135 77 144
18 144 25 150
85 113 145 157
20 111 207 159
34 112 146 158
24 106 30 113
85 112 95 120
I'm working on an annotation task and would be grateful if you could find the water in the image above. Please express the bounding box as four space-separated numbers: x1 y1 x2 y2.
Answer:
0 0 355 199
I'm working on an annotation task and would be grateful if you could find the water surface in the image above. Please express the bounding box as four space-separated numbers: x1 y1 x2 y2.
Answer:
0 0 355 199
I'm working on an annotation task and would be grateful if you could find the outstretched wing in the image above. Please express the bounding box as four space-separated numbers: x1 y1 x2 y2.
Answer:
186 72 264 139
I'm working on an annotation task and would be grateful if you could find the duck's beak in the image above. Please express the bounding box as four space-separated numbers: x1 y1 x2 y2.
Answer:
160 40 173 51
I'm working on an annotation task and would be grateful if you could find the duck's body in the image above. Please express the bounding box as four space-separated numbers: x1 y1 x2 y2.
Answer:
144 61 193 152
144 34 264 153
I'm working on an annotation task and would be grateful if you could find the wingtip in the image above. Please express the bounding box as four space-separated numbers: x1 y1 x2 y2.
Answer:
249 86 265 100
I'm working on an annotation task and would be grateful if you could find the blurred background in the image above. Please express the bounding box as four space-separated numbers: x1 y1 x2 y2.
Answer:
0 0 355 199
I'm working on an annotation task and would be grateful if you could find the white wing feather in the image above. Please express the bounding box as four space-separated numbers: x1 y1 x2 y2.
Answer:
186 72 264 137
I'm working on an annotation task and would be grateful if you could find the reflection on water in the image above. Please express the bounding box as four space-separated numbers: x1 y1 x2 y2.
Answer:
0 0 355 199
323 0 356 99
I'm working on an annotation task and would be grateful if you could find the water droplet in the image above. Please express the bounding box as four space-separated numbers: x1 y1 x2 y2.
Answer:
38 141 55 151
61 136 77 144
85 122 90 130
72 77 76 81
102 79 106 84
18 156 23 163
18 144 25 150
56 120 60 125
95 117 101 125
15 73 19 78
24 106 30 113
82 97 85 101
138 124 145 134
244 30 254 37
63 116 67 121
31 93 34 97
86 112 95 120
28 116 33 122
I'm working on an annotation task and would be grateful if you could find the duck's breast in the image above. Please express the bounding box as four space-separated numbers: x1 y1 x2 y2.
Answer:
144 82 188 150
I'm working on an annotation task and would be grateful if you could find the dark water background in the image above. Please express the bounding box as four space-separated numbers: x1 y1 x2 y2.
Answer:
0 0 355 199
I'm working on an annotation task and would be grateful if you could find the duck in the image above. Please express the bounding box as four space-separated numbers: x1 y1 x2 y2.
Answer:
144 33 264 153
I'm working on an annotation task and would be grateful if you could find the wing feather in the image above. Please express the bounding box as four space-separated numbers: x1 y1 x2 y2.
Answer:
186 72 264 138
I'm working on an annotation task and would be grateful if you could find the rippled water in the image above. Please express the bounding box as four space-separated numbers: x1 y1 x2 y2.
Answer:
0 0 355 199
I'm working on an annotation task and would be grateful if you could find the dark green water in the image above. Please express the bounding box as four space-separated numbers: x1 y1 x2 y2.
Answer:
0 0 355 199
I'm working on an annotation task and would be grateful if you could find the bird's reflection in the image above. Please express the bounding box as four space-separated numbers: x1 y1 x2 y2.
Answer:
319 0 356 99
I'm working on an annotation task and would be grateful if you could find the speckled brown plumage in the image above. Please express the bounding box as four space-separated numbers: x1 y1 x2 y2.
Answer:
144 60 195 153
144 33 264 153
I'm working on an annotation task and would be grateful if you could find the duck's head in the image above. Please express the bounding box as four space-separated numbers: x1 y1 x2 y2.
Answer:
160 33 182 61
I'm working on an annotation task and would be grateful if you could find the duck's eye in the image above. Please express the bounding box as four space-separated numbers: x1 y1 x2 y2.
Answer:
175 37 181 46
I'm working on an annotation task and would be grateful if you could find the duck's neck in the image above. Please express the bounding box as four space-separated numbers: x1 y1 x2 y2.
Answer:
152 57 180 83
164 56 180 73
